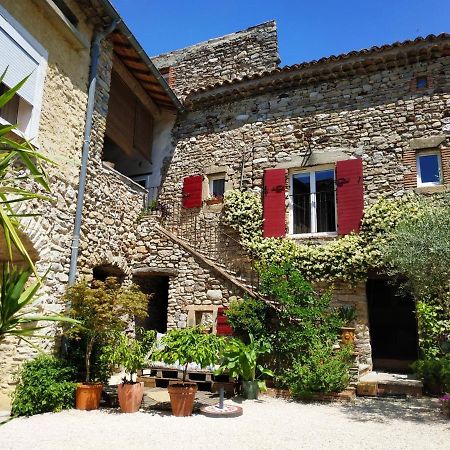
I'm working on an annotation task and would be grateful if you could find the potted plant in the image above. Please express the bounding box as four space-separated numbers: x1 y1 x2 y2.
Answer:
151 326 225 416
413 357 448 395
102 328 156 413
216 334 273 399
338 305 357 345
204 194 223 206
64 277 148 410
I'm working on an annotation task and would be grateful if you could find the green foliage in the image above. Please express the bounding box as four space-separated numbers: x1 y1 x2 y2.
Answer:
11 355 76 416
101 328 156 383
0 265 77 345
222 189 263 245
225 296 268 342
151 326 225 382
222 190 415 282
338 305 357 327
382 195 450 357
413 355 450 390
0 71 54 271
229 262 348 393
283 342 352 396
64 277 148 382
216 334 274 385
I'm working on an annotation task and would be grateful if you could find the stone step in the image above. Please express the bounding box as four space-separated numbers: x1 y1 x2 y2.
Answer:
357 371 423 398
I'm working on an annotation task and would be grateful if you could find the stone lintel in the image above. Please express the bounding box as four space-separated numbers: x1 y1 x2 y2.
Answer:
276 149 353 170
409 135 446 150
133 266 178 277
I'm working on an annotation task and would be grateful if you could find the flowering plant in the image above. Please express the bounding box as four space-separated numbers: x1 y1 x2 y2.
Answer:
439 394 450 417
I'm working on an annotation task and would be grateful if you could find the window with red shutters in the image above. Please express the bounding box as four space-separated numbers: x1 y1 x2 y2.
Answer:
182 175 203 208
216 307 233 336
263 168 287 238
336 158 364 235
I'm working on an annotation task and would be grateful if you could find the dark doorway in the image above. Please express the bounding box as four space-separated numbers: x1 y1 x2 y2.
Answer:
134 275 169 333
366 279 419 372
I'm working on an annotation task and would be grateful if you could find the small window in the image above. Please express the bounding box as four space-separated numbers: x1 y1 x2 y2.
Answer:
290 167 336 235
416 76 428 89
416 152 442 186
208 175 225 198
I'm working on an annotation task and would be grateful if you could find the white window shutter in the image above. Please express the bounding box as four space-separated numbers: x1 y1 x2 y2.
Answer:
0 26 39 105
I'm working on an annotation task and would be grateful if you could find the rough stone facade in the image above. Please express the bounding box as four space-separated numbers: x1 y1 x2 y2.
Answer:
158 36 450 368
152 21 280 98
0 0 93 403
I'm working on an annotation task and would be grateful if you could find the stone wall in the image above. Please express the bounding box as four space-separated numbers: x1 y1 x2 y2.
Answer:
0 0 94 403
152 21 280 98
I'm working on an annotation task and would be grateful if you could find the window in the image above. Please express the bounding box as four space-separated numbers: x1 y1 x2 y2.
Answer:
289 167 336 235
416 151 442 186
0 6 48 138
208 174 225 198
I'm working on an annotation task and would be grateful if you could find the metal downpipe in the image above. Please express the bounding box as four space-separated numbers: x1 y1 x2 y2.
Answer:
68 20 118 285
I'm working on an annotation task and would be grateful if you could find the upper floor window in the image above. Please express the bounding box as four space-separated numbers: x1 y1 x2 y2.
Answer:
416 151 442 186
0 6 48 139
289 167 336 236
208 174 225 199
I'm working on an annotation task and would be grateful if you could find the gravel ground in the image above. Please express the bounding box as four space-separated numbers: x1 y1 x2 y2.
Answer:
0 396 448 450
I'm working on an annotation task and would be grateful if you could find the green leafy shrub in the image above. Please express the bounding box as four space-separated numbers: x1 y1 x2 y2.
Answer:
225 296 268 342
64 277 148 382
151 326 225 382
413 355 450 391
283 342 352 396
101 328 156 383
11 355 76 416
216 334 273 390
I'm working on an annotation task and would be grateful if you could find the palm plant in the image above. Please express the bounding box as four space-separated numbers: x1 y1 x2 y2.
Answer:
0 265 77 345
0 69 53 269
0 71 76 345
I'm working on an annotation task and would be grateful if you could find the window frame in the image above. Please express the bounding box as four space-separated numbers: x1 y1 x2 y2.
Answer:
288 164 337 238
208 173 226 199
0 5 48 140
416 150 443 187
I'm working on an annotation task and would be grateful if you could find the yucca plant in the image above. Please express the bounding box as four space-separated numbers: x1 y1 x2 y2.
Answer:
0 69 53 270
0 71 76 345
0 264 77 345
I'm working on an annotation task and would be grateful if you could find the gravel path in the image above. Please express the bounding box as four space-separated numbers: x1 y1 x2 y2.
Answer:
0 396 448 450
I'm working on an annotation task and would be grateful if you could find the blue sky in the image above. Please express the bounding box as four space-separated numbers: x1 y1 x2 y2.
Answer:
111 0 449 66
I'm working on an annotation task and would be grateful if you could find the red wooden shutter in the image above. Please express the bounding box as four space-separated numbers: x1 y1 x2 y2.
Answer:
216 307 233 336
336 159 364 235
182 175 203 208
263 169 286 238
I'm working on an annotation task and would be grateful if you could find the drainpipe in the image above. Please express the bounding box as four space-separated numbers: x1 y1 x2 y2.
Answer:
68 20 118 285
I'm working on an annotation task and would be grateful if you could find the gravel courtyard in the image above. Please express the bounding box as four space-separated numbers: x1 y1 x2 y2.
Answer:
0 396 448 450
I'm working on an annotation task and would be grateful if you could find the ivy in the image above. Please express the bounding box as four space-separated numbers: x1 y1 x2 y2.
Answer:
222 190 418 282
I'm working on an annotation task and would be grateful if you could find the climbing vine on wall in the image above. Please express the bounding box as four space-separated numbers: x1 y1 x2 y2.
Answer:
222 189 418 283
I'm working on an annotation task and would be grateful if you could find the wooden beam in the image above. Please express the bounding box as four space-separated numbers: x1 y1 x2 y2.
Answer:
113 55 161 118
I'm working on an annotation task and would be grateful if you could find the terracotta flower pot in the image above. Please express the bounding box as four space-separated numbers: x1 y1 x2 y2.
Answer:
76 383 103 410
117 382 144 413
340 327 356 345
167 382 198 416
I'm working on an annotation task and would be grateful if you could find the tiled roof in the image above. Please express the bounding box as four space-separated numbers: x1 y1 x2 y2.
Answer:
185 33 450 104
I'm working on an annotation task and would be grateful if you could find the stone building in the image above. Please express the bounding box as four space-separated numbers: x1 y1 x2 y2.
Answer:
152 26 450 374
0 0 449 404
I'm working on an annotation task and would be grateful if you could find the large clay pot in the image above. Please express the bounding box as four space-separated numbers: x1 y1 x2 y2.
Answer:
242 380 259 399
167 382 198 416
340 327 356 345
76 383 103 410
117 382 144 413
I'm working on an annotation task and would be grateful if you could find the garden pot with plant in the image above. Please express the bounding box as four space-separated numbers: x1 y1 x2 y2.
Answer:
64 277 148 410
102 328 156 413
216 334 273 400
151 326 225 416
413 356 450 396
338 305 357 345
